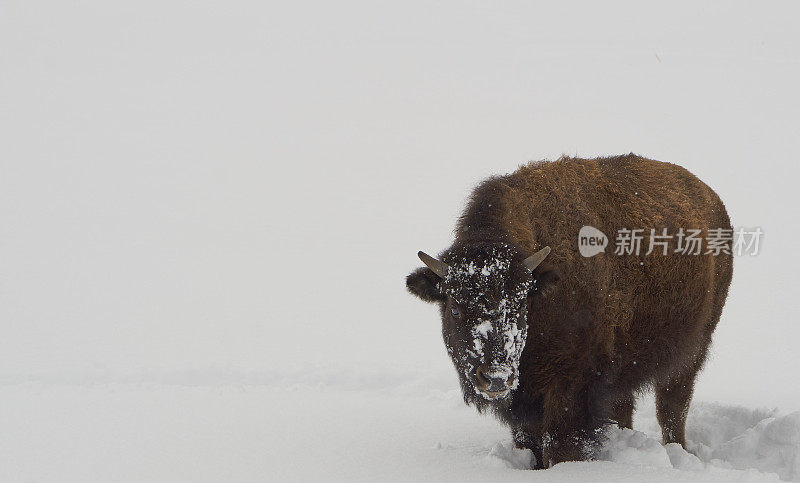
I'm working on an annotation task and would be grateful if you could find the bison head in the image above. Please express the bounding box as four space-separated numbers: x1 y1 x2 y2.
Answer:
407 242 558 403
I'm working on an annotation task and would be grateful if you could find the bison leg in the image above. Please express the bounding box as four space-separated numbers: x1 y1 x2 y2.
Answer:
512 428 544 469
610 395 635 429
539 394 600 467
655 363 701 447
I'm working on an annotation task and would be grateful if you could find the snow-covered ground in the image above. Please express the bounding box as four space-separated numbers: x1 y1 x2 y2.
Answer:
1 0 799 481
2 367 797 482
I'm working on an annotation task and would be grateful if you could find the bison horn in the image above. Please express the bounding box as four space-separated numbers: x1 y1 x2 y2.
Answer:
523 246 551 272
418 251 449 278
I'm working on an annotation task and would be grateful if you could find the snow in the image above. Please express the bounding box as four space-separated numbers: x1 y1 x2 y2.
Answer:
2 368 796 482
473 320 494 337
599 427 674 468
708 413 800 481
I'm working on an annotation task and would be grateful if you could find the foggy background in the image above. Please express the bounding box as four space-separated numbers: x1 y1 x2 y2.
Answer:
1 0 798 410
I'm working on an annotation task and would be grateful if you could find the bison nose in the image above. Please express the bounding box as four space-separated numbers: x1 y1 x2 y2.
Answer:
475 364 513 393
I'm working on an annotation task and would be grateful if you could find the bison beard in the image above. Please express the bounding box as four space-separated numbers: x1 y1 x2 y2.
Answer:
406 154 733 469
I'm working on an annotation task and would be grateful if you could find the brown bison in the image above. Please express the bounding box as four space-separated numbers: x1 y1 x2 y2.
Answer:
406 154 733 469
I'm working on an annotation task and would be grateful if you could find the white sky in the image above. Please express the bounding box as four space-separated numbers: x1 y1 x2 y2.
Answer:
1 1 798 408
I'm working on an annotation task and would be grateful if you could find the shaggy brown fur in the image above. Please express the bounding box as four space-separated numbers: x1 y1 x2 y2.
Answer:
406 154 733 469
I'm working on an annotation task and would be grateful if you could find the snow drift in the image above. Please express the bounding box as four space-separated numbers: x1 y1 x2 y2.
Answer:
2 368 797 482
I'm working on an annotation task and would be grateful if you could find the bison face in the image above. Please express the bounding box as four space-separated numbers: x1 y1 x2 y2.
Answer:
407 242 558 403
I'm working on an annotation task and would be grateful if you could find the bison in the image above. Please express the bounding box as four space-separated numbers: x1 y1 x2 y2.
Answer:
406 154 733 469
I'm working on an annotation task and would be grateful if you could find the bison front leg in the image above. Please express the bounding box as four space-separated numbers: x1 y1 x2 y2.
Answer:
512 427 545 470
610 394 635 429
539 393 602 467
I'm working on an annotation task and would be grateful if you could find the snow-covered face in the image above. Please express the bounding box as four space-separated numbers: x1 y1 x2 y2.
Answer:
440 244 532 401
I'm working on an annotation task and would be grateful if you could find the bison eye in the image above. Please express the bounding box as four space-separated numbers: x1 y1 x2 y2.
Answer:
451 307 461 318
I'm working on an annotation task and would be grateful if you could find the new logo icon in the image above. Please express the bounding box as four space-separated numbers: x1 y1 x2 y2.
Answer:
578 225 608 257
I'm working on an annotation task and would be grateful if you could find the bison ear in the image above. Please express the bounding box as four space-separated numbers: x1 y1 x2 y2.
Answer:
530 263 561 298
406 267 446 303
